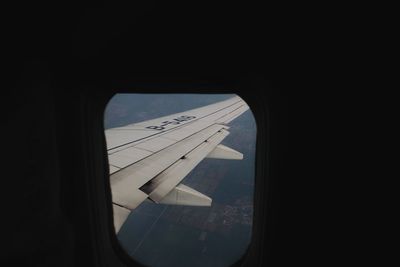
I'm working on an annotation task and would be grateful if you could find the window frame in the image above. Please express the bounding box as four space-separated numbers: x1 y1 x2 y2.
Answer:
80 78 280 267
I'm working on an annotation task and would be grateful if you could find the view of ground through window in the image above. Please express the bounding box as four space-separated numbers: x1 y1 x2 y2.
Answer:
104 94 256 267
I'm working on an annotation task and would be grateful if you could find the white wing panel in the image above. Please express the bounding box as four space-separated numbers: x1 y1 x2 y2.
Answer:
113 204 131 233
105 96 248 154
105 129 159 149
108 147 152 168
134 136 177 152
198 101 248 123
128 96 242 130
108 154 134 168
109 165 120 175
110 124 224 193
111 146 152 159
158 120 212 141
216 105 250 124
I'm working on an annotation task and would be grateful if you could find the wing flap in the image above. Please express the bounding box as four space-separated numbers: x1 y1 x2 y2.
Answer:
143 129 229 203
112 188 148 210
206 144 244 160
158 184 212 206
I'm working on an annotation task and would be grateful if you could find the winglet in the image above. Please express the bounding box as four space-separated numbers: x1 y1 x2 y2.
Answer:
206 144 243 160
158 184 212 206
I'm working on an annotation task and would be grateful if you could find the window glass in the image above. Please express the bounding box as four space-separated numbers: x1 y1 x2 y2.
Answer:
104 94 256 267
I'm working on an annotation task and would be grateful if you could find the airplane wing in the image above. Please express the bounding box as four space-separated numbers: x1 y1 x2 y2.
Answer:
105 96 249 232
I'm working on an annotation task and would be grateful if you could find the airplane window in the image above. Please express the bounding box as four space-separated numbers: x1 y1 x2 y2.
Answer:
104 93 256 267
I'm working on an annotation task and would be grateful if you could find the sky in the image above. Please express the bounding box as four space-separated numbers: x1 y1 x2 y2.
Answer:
104 94 256 267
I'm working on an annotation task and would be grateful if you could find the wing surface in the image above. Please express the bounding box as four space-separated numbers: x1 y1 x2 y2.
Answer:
105 96 249 232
